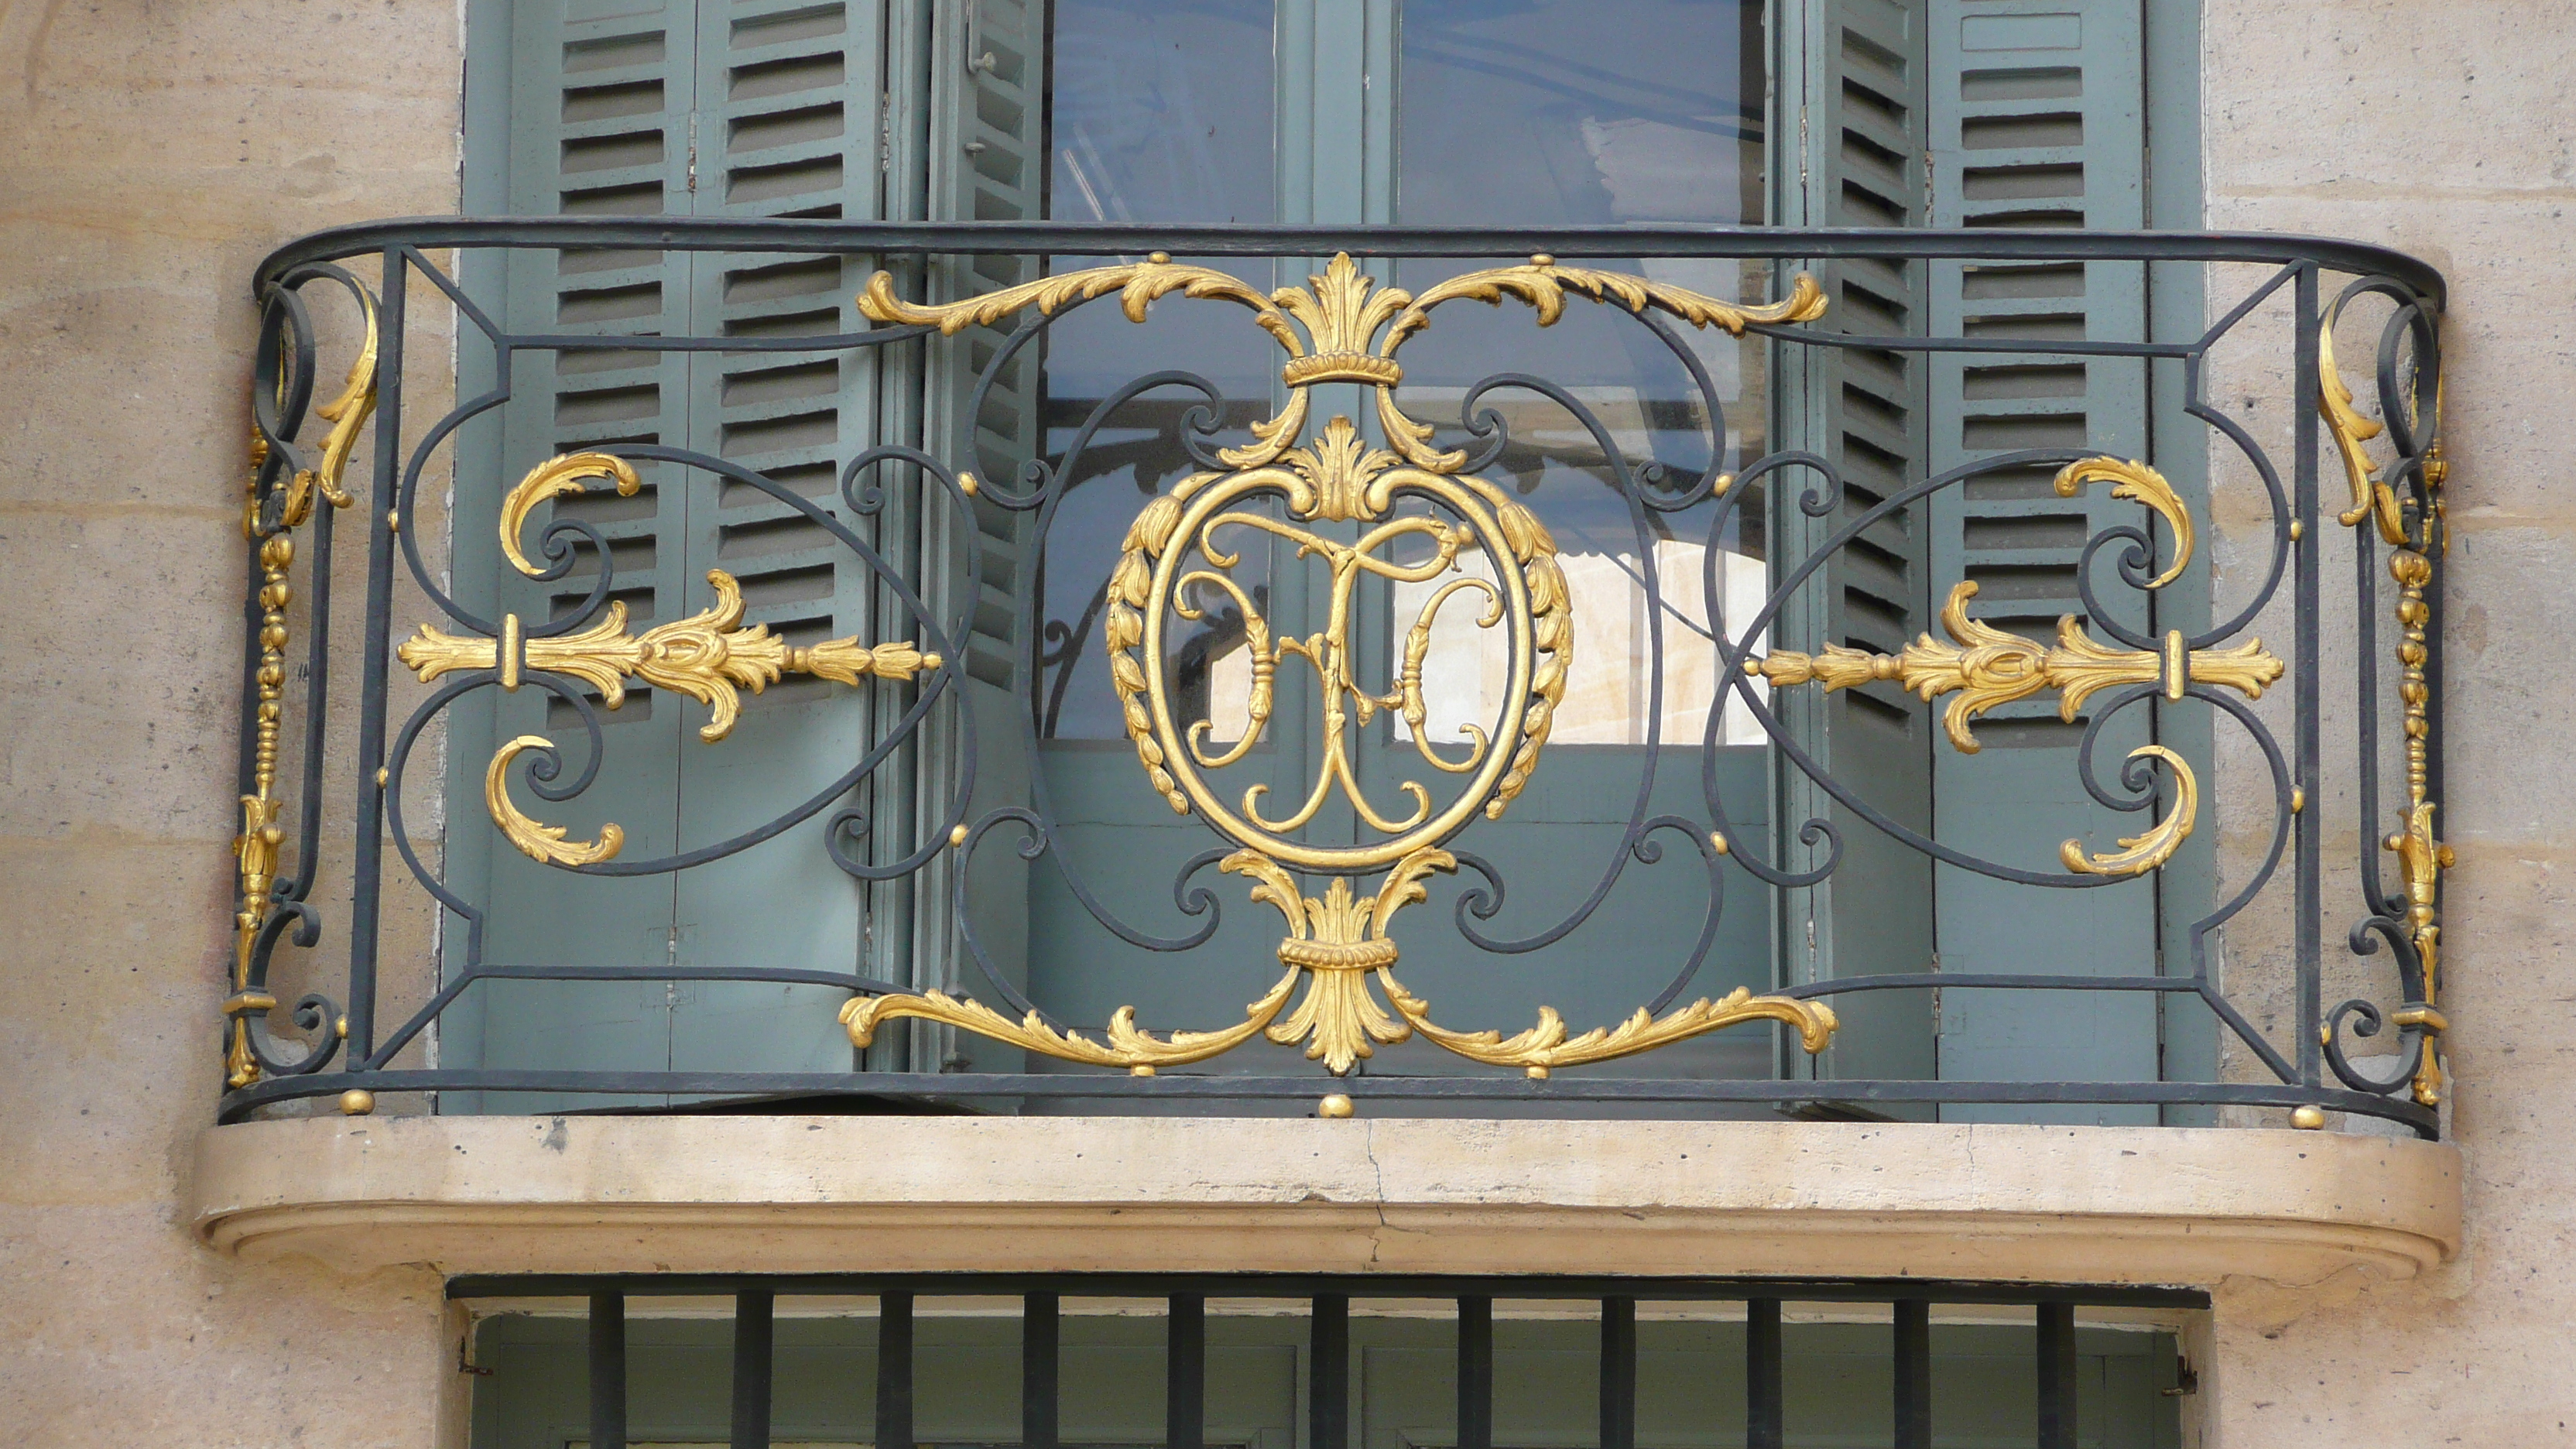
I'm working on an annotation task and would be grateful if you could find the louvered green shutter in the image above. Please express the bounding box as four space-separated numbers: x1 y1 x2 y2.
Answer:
1923 0 2163 1123
1773 0 1941 1106
451 0 704 1111
899 0 1053 1072
669 0 895 1081
926 0 1048 688
452 0 906 1105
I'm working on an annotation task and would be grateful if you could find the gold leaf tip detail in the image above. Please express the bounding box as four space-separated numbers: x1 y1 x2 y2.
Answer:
2059 745 2197 877
2054 457 2193 589
485 736 625 866
1382 976 1839 1069
499 453 643 578
838 966 1301 1070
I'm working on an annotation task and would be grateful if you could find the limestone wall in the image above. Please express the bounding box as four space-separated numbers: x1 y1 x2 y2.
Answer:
0 2 463 1444
2200 0 2576 1440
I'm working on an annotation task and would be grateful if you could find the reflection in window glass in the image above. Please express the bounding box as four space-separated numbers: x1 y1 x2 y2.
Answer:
1048 0 1277 225
1040 1 1277 741
1396 0 1763 228
1394 0 1772 749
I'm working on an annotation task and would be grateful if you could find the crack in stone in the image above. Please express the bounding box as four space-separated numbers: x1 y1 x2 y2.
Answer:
1362 1118 1390 1266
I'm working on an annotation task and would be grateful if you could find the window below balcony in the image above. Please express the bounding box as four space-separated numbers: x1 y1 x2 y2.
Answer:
459 1274 2192 1449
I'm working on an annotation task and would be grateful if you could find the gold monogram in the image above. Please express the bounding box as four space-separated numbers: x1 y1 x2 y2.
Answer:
841 252 1840 1076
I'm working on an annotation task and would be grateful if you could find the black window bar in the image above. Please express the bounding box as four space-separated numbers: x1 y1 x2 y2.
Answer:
454 1273 2203 1449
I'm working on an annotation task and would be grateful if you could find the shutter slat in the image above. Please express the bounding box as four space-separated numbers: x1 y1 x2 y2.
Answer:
661 0 895 1085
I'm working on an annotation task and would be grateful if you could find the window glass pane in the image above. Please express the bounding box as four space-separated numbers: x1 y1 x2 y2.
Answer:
1041 0 1278 741
1396 0 1763 228
1393 0 1771 748
1049 0 1277 226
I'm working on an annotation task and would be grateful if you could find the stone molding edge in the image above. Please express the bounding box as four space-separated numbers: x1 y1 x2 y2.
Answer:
190 1115 2460 1289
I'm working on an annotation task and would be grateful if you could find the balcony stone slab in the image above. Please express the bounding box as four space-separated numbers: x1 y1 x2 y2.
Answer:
190 1115 2459 1287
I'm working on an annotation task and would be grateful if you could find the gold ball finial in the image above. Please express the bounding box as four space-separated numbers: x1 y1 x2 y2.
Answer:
1317 1093 1355 1119
1149 252 1172 264
2290 1104 2327 1131
339 1089 376 1116
1530 253 1554 267
948 823 970 848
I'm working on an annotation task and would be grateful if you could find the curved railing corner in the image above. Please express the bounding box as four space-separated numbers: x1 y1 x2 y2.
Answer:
227 221 2449 1136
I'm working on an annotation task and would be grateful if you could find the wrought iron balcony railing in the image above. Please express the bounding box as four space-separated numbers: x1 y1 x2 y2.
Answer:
227 220 2449 1135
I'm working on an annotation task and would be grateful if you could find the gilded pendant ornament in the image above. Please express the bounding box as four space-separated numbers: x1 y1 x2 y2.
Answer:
228 529 297 1087
2384 546 2453 1105
2318 295 2452 1107
228 285 379 1086
838 252 1837 1075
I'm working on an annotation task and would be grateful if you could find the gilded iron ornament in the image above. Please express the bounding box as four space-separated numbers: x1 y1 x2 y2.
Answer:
229 278 379 1088
1749 457 2276 880
2317 293 2452 1107
402 459 940 868
841 252 1840 1076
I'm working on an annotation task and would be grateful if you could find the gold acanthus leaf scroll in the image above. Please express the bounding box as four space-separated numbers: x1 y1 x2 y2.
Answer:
1225 848 1451 1075
1751 581 2283 755
1381 977 1838 1079
856 252 1824 476
1384 260 1826 353
2051 457 2194 589
843 845 1838 1078
259 283 380 533
1752 581 2270 878
2317 305 2436 547
481 736 625 866
2056 745 2198 877
400 569 938 744
402 565 937 868
840 966 1303 1077
498 451 641 577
